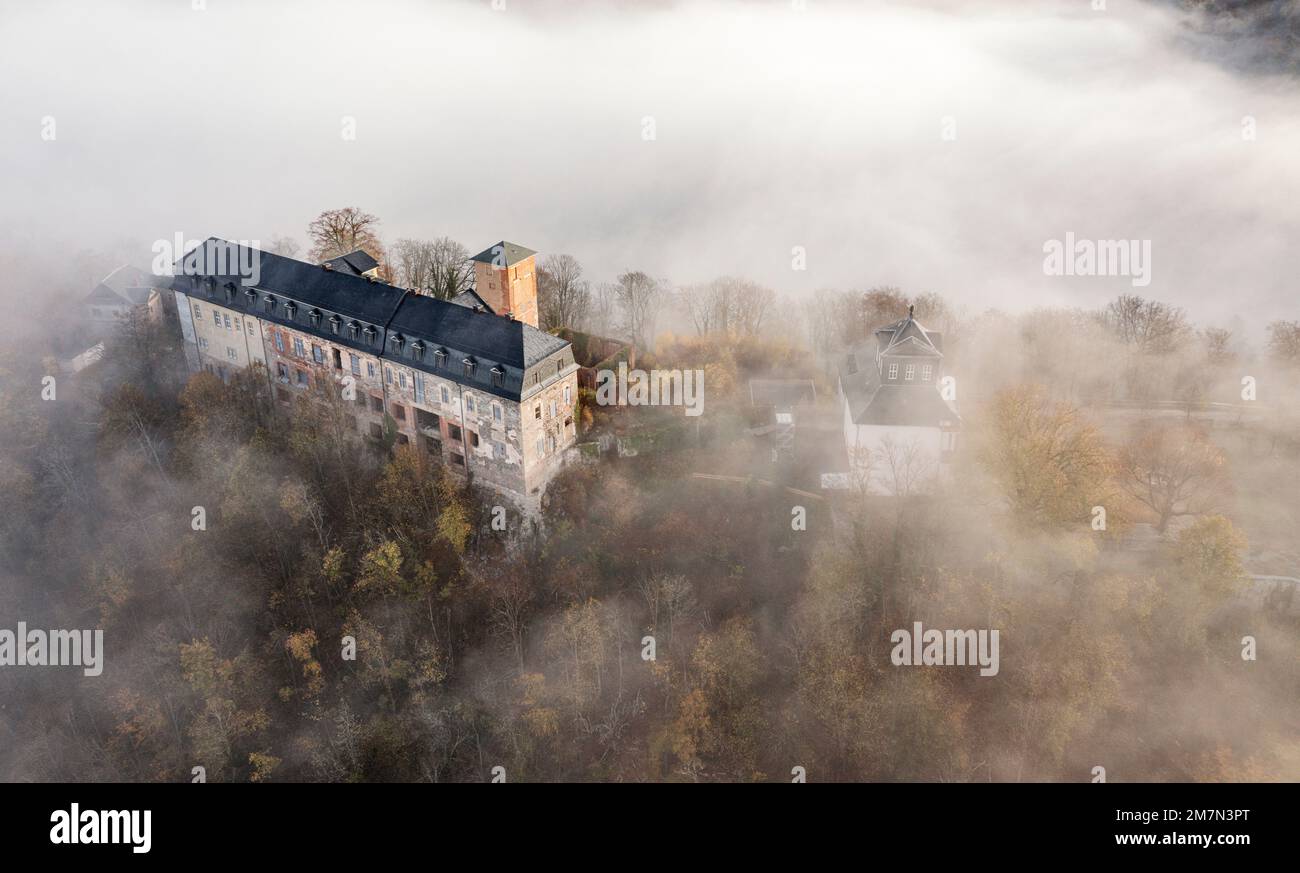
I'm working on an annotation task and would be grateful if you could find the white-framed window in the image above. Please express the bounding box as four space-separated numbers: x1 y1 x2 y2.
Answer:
921 364 933 382
367 362 376 378
193 304 201 318
440 385 450 404
212 311 220 326
226 346 237 360
492 402 502 423
294 337 305 357
563 384 571 405
223 314 232 329
905 364 915 381
887 362 899 380
549 400 557 418
465 393 475 413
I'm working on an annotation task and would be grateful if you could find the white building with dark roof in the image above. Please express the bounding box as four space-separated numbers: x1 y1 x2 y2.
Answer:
838 306 960 495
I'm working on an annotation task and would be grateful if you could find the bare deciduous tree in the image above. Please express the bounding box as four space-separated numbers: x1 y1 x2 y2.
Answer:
392 237 472 299
537 253 590 330
266 235 301 259
1101 295 1191 354
1202 327 1234 364
638 573 696 648
1267 320 1300 363
874 434 934 499
1117 421 1230 532
306 207 386 270
680 277 776 337
589 282 619 338
613 270 664 350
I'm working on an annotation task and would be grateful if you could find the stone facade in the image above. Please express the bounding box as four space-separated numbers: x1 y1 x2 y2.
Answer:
171 239 578 513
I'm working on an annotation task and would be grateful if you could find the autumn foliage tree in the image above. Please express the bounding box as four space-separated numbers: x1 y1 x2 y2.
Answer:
1117 421 1230 532
977 385 1115 528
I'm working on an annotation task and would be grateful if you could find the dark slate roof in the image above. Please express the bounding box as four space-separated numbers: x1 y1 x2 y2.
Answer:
449 288 495 313
385 295 570 400
850 382 960 426
875 312 943 356
173 238 570 401
840 312 959 428
322 249 379 275
179 238 405 322
470 241 536 267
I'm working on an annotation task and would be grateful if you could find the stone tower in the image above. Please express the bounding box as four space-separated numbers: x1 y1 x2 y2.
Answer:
470 241 539 328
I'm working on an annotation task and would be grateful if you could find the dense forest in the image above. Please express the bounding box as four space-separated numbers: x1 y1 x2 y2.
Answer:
1 253 1296 782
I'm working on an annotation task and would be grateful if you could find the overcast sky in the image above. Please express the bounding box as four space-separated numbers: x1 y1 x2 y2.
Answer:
1 0 1296 328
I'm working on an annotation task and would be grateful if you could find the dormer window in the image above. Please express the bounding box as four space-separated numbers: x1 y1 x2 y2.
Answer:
463 357 477 377
491 365 505 388
887 362 899 380
347 320 360 339
245 288 257 305
362 325 377 343
411 340 425 361
263 294 276 312
203 276 216 298
328 314 341 335
434 348 448 367
389 333 405 353
223 282 236 303
308 309 322 327
283 300 297 318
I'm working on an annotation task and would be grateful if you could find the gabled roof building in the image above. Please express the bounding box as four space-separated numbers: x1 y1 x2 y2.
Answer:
837 305 960 495
85 264 163 326
172 238 578 510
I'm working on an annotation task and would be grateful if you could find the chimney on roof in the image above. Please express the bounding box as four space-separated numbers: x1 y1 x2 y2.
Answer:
322 262 333 271
908 304 915 318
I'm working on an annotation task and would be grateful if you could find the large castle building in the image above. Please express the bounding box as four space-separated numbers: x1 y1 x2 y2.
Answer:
171 238 578 510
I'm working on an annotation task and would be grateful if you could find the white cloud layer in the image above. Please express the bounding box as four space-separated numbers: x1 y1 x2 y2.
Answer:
1 0 1296 328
